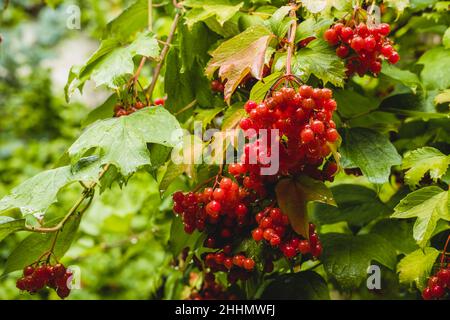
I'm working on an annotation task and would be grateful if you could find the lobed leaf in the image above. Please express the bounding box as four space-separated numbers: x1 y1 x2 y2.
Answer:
402 147 450 187
391 186 450 247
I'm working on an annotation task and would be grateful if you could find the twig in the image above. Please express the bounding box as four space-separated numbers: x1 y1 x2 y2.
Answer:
285 1 298 76
26 164 110 233
174 99 197 116
146 10 181 101
440 233 450 268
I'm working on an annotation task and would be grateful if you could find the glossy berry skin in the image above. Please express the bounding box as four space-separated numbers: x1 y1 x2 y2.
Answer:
437 269 450 286
154 98 165 106
325 19 399 76
422 287 433 300
431 285 445 299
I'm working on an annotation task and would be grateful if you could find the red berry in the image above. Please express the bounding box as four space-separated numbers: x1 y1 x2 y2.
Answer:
154 97 165 106
326 128 339 142
244 100 257 113
422 287 433 300
336 45 350 58
388 52 400 64
16 278 27 291
364 36 377 51
23 266 34 277
431 284 445 298
283 246 297 258
311 120 325 134
213 188 225 201
219 178 232 190
351 36 365 51
270 235 281 246
381 45 394 57
340 27 354 40
299 85 313 98
252 228 264 241
370 61 382 74
263 228 275 241
324 29 339 45
56 286 71 299
301 128 315 143
243 258 255 271
378 23 390 36
224 258 233 270
206 201 221 217
437 269 450 287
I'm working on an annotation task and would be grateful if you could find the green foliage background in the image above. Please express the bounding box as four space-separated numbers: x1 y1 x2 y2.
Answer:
0 0 449 300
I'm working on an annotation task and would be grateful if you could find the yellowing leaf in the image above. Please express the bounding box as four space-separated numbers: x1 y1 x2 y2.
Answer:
397 247 440 290
206 25 274 103
392 187 450 247
275 176 335 238
402 147 450 187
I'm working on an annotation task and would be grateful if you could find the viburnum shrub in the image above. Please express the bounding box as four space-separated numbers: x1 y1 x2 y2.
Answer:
0 0 449 301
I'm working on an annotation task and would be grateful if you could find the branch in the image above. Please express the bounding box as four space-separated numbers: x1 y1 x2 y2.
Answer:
25 164 110 233
285 2 299 76
145 9 181 101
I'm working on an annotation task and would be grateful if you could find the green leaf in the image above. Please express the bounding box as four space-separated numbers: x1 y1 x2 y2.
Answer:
434 89 450 105
261 271 330 300
0 217 25 242
391 186 450 247
82 95 117 127
275 176 335 238
249 71 283 103
295 17 333 42
371 219 418 254
384 0 410 13
321 233 397 290
4 214 81 274
265 5 292 38
381 62 423 93
69 107 182 177
65 31 160 97
194 107 224 129
402 147 450 187
0 164 100 216
292 39 346 87
417 46 450 90
339 127 402 184
184 0 243 28
333 89 379 119
379 92 448 119
104 0 148 41
397 247 440 290
168 217 204 257
222 102 246 130
347 111 401 133
205 24 274 103
311 184 391 227
444 27 450 48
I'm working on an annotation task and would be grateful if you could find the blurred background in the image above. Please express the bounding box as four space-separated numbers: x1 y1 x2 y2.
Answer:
0 0 187 299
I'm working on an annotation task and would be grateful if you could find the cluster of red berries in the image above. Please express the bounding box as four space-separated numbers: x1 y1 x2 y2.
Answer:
113 98 165 117
189 273 238 300
324 21 399 76
16 263 73 299
204 251 255 272
253 209 322 259
422 268 450 300
238 86 339 183
172 177 252 235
